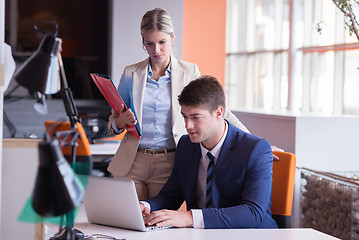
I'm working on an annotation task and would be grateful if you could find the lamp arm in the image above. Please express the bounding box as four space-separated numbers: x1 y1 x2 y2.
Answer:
53 129 80 148
54 128 80 169
57 51 80 128
56 50 81 170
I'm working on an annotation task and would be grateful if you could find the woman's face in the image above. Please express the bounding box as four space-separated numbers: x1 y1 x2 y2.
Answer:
143 30 174 66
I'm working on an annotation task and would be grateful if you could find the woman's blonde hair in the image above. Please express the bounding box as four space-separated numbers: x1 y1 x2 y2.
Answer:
140 8 174 38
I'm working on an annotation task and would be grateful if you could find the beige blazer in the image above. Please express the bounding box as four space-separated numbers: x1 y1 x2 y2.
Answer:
108 56 248 177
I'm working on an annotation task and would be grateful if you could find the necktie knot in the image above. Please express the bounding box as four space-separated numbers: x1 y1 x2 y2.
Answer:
207 151 215 162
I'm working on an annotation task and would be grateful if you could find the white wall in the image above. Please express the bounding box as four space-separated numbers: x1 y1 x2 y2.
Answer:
110 0 183 86
2 139 40 240
234 110 359 227
234 111 296 154
235 110 359 171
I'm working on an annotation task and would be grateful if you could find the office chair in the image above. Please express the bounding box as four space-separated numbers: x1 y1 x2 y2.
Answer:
44 121 93 175
271 151 296 228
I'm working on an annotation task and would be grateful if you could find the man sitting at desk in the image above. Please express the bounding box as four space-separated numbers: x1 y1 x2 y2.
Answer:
140 75 278 229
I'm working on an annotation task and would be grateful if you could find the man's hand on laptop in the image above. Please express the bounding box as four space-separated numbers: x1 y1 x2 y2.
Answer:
143 209 193 228
140 202 150 217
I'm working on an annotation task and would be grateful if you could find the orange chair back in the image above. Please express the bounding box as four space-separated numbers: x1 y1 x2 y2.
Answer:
271 151 296 227
94 130 126 142
44 121 91 156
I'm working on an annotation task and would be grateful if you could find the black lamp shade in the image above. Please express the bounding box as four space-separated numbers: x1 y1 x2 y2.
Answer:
14 34 61 94
32 139 84 217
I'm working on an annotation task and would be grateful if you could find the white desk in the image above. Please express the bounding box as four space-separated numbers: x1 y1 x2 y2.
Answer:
89 142 119 166
90 142 119 156
47 205 340 240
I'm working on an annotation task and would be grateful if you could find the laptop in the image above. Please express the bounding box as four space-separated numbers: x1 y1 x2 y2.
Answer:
83 176 171 231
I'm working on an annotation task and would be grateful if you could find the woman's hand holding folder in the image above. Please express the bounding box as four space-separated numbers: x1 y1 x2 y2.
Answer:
114 103 138 129
90 73 141 139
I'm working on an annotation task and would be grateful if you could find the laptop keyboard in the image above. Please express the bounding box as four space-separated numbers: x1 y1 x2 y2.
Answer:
145 224 172 231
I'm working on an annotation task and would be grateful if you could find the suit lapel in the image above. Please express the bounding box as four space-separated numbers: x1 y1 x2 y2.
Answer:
184 143 201 209
132 58 149 127
215 127 237 175
170 57 186 126
132 56 185 128
212 123 239 207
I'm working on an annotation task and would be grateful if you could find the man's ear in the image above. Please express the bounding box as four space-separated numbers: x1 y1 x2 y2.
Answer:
214 106 224 119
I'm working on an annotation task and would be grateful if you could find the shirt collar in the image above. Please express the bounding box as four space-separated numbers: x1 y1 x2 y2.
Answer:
200 121 228 161
147 63 172 78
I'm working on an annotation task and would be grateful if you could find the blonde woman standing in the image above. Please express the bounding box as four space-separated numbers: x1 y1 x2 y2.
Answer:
107 8 249 200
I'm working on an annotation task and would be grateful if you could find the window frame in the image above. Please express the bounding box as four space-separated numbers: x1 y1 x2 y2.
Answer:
226 0 359 115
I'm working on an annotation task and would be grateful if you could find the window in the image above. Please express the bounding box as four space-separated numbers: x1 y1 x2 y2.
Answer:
226 0 359 115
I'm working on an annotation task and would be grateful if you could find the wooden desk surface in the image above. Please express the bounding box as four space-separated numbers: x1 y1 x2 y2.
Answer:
47 205 340 240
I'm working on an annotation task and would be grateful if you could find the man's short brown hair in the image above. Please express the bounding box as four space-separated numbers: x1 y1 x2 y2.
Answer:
178 75 225 112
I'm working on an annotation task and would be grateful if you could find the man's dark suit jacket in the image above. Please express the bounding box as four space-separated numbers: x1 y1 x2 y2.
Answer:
147 121 278 229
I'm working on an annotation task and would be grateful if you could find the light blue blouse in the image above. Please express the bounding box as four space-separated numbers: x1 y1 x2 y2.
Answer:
139 64 175 150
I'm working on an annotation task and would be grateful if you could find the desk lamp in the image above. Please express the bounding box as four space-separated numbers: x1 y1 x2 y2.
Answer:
33 136 84 217
14 20 85 240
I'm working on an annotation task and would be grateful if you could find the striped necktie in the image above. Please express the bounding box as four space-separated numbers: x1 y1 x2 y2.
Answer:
206 152 215 208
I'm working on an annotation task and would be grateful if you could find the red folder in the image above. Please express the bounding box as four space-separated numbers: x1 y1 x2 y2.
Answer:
90 73 141 140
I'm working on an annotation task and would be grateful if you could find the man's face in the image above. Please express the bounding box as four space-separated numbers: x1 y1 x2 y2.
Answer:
181 104 223 149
